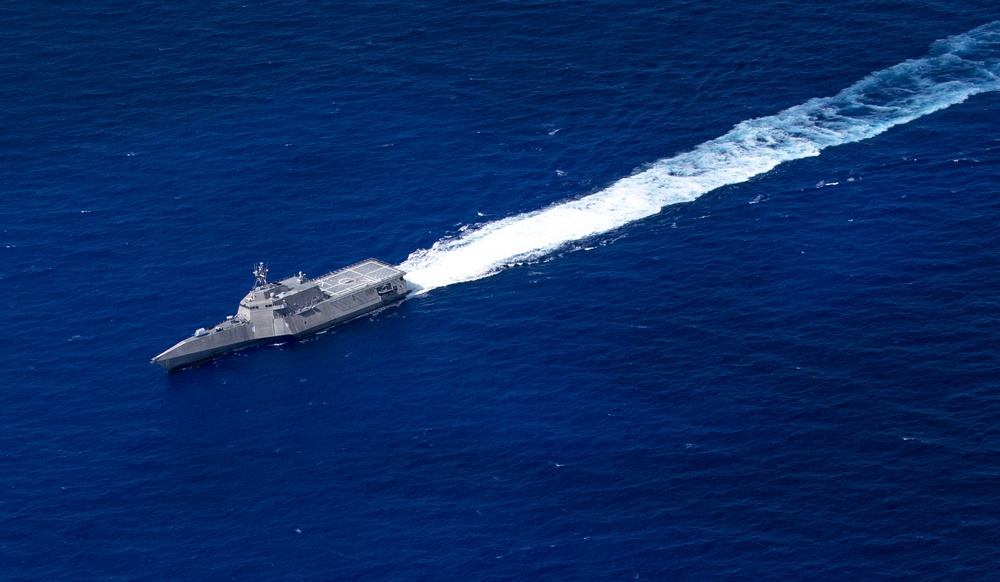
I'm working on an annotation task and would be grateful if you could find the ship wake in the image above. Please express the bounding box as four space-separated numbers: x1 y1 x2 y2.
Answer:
400 21 1000 293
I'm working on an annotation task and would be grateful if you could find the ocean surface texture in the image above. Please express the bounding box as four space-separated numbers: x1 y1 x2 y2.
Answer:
2 1 999 579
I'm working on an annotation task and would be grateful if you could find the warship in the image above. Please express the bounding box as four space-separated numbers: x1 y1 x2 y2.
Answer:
152 259 407 371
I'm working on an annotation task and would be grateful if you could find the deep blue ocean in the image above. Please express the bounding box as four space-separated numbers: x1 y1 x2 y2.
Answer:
3 1 1000 579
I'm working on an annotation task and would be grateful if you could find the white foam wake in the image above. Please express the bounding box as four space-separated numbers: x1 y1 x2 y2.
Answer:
400 22 1000 293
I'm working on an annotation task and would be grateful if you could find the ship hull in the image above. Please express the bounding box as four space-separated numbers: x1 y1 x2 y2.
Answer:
151 338 260 372
152 259 407 372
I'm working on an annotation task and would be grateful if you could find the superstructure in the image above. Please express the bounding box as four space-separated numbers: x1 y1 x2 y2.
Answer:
152 259 407 371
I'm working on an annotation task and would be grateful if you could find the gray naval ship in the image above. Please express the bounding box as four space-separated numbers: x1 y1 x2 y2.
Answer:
152 259 407 371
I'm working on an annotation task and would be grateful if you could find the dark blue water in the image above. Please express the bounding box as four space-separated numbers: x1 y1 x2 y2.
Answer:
3 1 999 579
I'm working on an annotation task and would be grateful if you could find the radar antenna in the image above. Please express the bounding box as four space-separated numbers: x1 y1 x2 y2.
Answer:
253 262 269 289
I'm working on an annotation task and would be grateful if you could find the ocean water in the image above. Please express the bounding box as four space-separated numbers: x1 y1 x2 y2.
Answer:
2 1 999 579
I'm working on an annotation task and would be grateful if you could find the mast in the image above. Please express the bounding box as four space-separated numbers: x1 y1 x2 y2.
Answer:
252 262 269 289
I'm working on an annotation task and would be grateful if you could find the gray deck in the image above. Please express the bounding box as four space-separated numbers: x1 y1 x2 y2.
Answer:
313 259 405 299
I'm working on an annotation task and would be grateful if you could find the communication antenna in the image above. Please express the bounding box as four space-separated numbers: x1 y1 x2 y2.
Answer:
252 262 269 289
